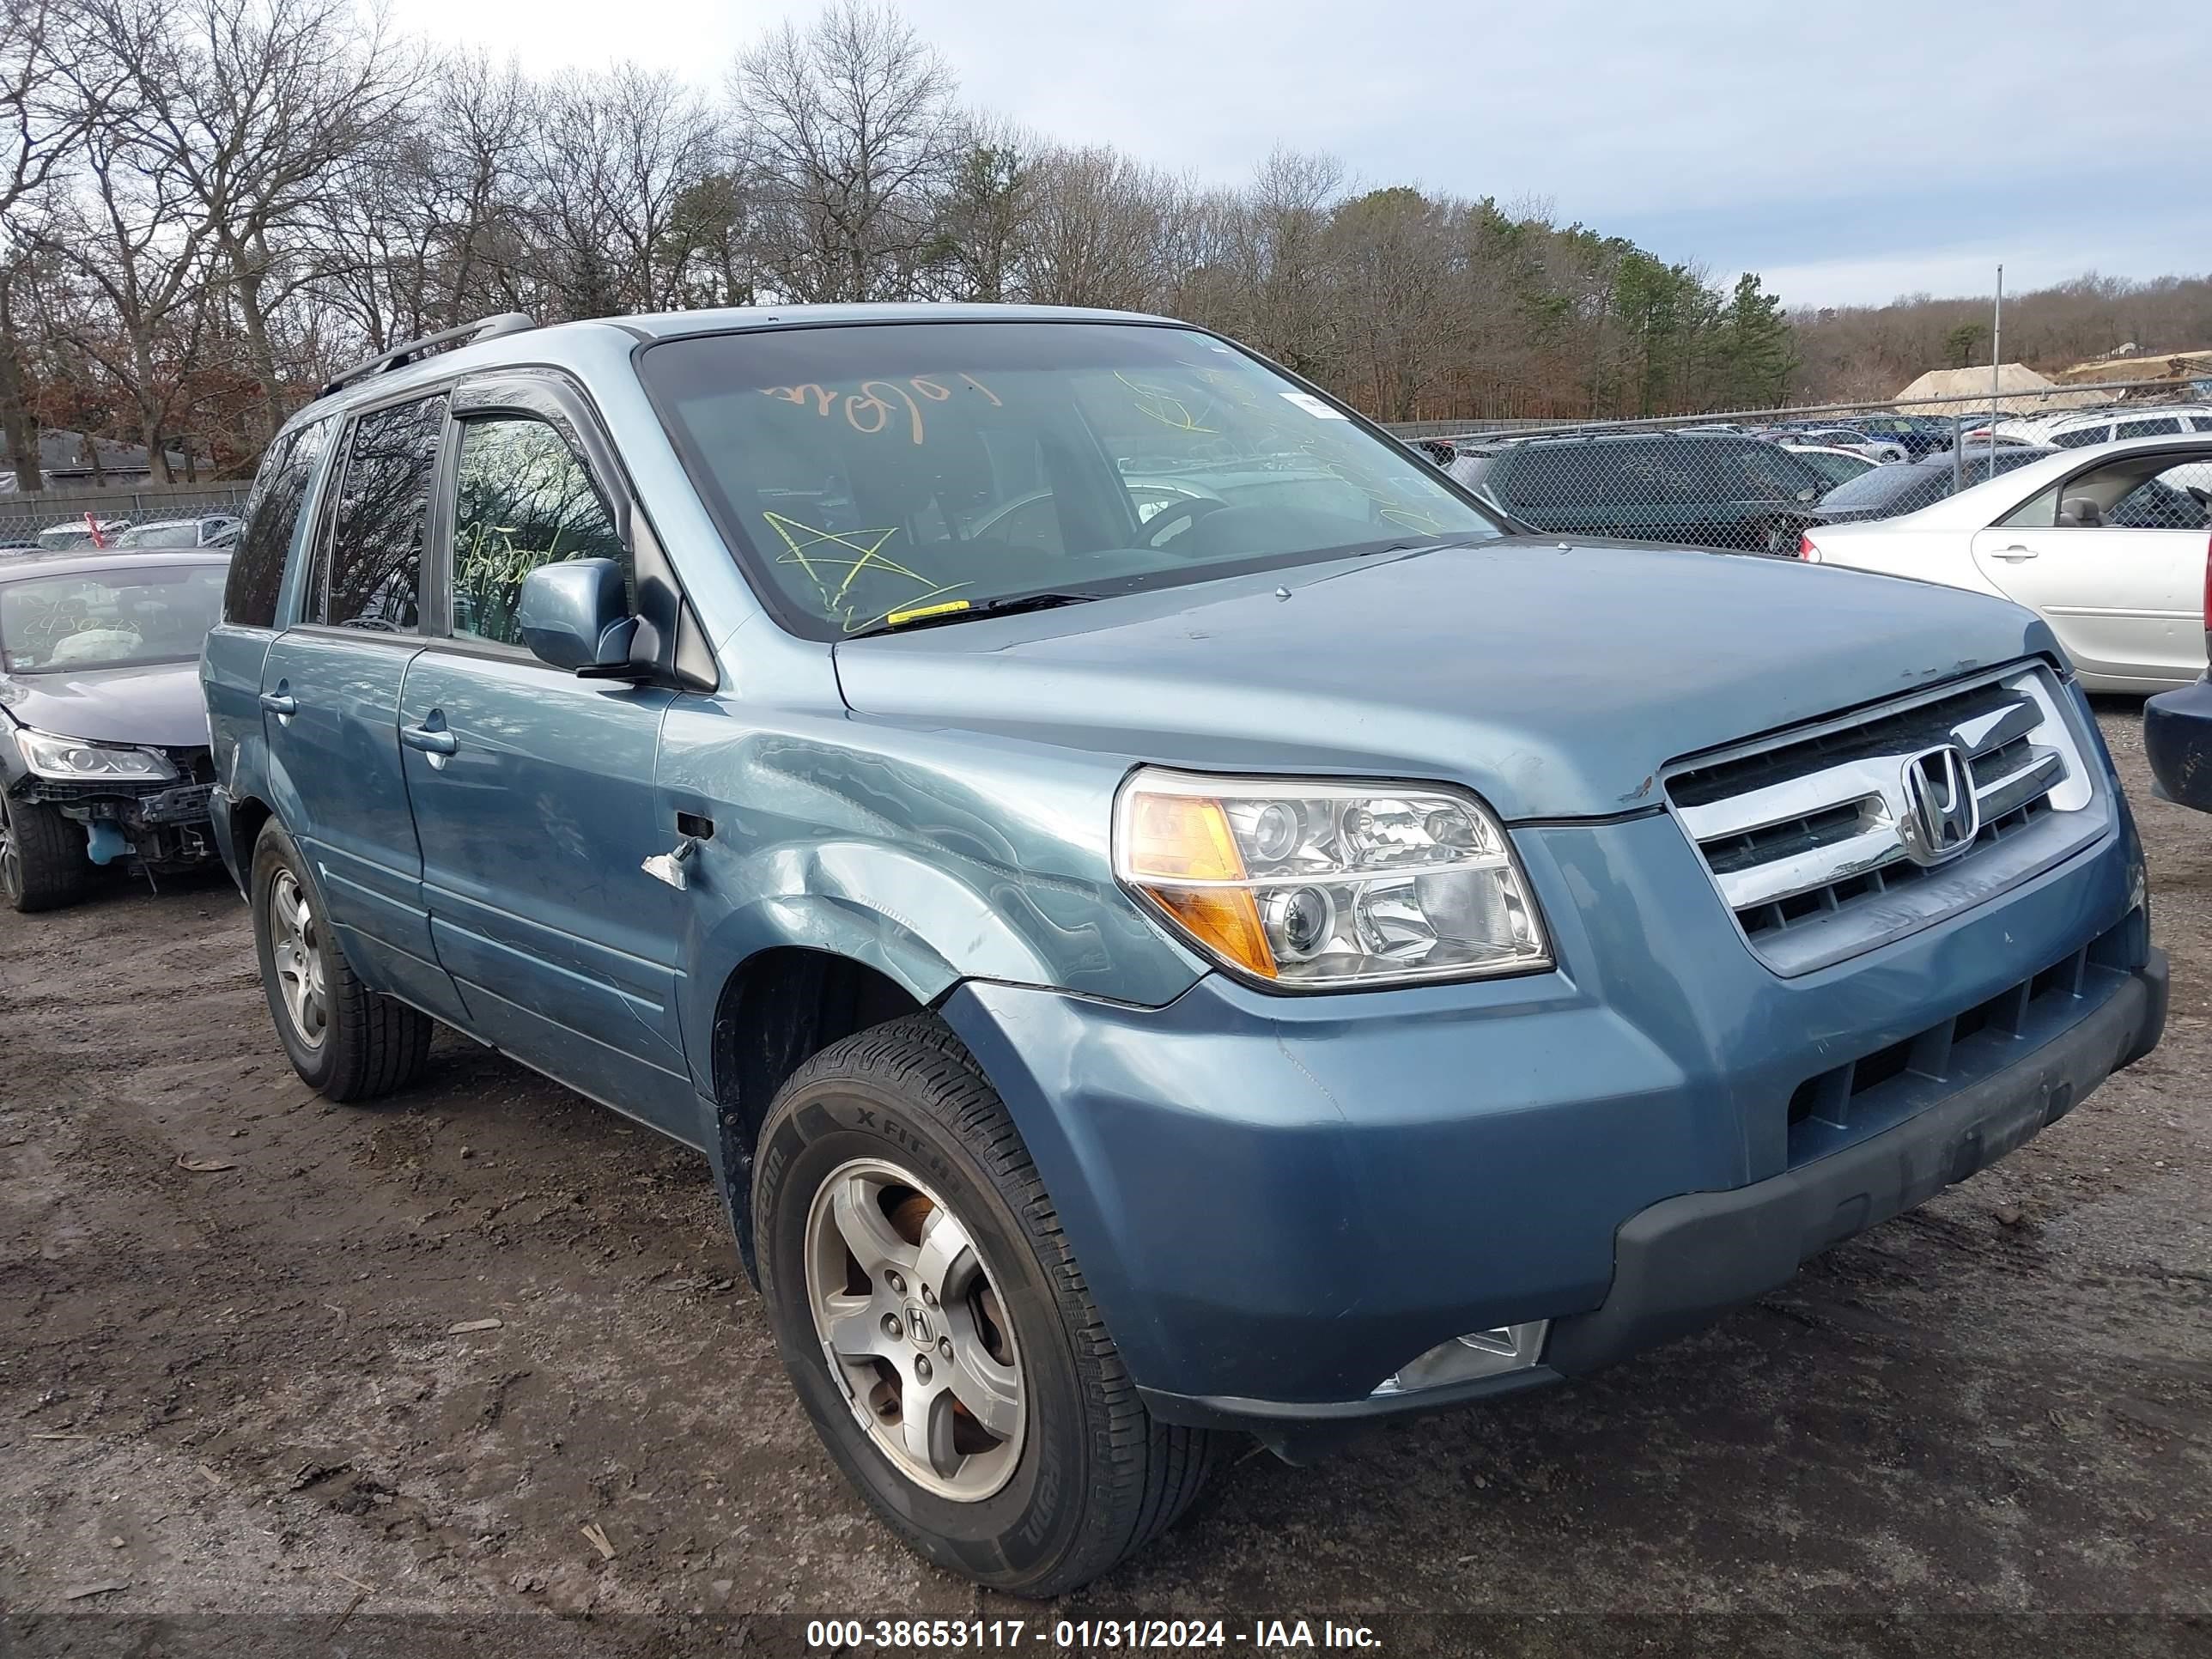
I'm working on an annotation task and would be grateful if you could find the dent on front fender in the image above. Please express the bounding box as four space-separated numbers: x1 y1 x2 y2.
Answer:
657 700 1206 1029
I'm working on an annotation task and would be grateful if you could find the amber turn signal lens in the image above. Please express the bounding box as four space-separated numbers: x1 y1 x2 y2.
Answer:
1121 790 1277 979
1149 884 1277 981
1123 791 1247 882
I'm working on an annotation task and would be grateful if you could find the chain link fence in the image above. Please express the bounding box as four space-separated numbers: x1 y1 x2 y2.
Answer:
1385 377 2212 553
0 480 253 551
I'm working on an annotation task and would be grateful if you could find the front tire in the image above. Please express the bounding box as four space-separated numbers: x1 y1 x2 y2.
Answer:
249 821 433 1103
754 1014 1224 1596
0 793 90 913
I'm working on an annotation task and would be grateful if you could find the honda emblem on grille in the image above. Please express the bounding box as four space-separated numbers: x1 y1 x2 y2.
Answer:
1899 744 1980 865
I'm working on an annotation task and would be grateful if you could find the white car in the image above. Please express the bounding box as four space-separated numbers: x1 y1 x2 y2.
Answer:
1992 404 2212 450
1800 435 2212 691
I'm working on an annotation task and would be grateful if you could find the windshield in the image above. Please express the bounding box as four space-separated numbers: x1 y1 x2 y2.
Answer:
639 321 1501 638
116 521 201 548
0 563 226 673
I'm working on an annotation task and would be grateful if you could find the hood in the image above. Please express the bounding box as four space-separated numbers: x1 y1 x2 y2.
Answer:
0 659 210 749
831 538 2057 821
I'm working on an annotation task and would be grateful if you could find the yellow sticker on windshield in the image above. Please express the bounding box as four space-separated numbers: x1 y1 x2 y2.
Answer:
886 599 973 627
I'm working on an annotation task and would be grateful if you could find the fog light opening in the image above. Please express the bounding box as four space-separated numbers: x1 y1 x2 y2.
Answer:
1371 1321 1548 1397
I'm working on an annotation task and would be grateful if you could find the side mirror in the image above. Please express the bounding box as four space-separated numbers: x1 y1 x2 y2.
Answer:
516 558 638 673
2057 495 2105 529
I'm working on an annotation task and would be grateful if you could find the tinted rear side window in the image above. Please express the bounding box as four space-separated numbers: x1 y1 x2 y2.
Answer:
226 419 326 627
313 394 447 631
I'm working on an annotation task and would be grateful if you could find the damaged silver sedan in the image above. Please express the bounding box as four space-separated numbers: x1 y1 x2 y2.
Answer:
0 550 227 911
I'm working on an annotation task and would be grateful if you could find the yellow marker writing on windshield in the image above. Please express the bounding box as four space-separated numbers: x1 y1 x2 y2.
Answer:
886 599 972 627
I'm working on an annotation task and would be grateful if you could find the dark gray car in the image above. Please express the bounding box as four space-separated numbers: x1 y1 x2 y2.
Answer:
0 549 227 909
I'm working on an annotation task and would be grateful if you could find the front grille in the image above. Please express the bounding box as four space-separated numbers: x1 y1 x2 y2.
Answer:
1668 665 2107 975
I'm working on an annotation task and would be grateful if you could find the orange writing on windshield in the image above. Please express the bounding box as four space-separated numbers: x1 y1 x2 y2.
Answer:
760 374 1002 446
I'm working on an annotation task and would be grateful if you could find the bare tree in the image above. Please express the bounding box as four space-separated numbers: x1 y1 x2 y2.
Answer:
0 0 110 487
85 0 410 446
24 102 216 481
1012 145 1184 311
734 1 956 303
526 64 714 319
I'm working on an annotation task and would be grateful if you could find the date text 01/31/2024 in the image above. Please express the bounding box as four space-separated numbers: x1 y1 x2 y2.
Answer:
805 1619 1384 1650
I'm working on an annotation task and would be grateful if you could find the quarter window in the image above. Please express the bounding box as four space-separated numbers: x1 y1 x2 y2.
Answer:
313 394 448 632
227 418 327 628
448 416 626 647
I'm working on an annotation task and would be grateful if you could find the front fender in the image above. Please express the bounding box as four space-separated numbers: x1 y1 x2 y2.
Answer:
658 703 1208 1053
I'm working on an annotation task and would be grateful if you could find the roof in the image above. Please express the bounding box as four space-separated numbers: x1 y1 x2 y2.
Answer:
0 547 228 580
616 301 1171 341
1893 364 2109 416
291 303 1182 428
27 428 189 477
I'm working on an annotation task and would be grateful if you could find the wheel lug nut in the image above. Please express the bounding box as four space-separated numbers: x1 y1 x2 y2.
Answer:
921 1286 936 1308
915 1355 933 1383
937 1337 952 1362
881 1313 901 1339
886 1271 906 1295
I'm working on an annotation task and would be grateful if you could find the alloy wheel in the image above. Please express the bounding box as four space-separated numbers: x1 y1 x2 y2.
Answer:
268 868 329 1050
803 1157 1025 1501
0 795 18 904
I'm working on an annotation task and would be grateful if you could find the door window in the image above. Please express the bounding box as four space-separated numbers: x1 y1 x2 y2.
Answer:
2008 452 2212 532
227 418 327 628
448 416 627 647
2113 459 2212 530
2114 417 2182 441
312 393 448 632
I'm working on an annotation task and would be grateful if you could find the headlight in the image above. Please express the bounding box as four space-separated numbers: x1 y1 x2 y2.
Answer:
15 729 178 782
1112 769 1550 989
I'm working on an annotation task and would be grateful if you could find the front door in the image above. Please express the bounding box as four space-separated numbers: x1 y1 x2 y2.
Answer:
398 406 695 1133
259 390 466 1023
1972 448 2212 685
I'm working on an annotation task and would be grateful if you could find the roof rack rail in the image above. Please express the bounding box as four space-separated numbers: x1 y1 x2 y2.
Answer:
318 312 538 399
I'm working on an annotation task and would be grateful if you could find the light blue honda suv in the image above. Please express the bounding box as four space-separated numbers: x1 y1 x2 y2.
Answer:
202 306 2165 1594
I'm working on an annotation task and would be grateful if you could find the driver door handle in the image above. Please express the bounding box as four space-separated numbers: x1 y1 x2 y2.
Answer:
400 722 459 757
258 691 297 715
1988 544 2039 562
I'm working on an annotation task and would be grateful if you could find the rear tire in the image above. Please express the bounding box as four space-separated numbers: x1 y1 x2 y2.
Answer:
250 821 433 1103
0 793 90 913
754 1013 1225 1596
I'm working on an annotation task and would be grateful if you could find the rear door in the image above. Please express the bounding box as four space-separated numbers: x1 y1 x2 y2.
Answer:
258 390 467 1021
396 377 694 1132
1971 447 2212 684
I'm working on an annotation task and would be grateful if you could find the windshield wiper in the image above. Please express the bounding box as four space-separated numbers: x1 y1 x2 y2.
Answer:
846 591 1108 639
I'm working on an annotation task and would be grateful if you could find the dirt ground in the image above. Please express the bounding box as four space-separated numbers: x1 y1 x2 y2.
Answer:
2 703 2207 1659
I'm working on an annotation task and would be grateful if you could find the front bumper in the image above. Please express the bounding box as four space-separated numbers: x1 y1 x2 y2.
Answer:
939 805 2157 1440
2143 676 2212 811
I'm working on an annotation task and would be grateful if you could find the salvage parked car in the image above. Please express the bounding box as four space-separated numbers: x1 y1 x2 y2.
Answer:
37 517 130 551
116 514 243 550
1797 444 2057 528
1802 435 2212 689
2142 538 2212 811
1 550 227 909
204 306 2165 1595
1449 430 1832 551
1779 443 1879 489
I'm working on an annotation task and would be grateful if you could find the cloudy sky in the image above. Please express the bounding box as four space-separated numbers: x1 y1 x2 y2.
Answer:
385 0 2209 310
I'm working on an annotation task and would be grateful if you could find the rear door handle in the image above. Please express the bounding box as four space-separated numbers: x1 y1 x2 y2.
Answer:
258 691 297 715
1988 544 2039 562
400 723 459 757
